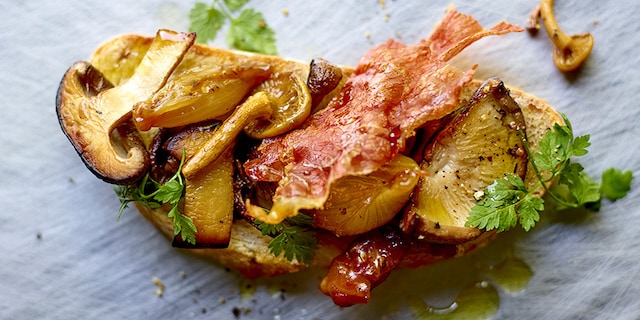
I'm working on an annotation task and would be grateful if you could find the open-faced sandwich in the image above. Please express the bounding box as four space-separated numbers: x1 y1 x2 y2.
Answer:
57 8 568 306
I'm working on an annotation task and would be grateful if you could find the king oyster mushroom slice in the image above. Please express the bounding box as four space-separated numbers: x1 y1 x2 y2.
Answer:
57 30 195 184
401 78 528 244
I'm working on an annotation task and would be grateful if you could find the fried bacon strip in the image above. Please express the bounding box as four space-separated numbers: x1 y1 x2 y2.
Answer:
244 9 523 224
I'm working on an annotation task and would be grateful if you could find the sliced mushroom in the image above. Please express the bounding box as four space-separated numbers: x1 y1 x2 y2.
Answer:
400 78 528 244
243 70 311 139
165 123 235 248
57 29 195 184
307 58 344 109
182 92 273 179
132 65 272 131
309 154 421 236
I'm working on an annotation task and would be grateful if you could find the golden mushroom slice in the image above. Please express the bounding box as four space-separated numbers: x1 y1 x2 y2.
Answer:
57 30 195 184
243 67 312 139
132 64 272 131
401 78 528 244
165 124 236 248
182 92 273 179
309 154 421 236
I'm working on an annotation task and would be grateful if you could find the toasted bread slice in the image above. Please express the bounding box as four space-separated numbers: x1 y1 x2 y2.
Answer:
133 79 562 277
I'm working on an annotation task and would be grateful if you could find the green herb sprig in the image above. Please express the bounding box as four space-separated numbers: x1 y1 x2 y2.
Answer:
257 214 318 265
189 0 277 55
466 114 633 232
115 151 197 245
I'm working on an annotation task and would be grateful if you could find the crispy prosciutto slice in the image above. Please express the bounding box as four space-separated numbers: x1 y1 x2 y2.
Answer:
244 9 523 224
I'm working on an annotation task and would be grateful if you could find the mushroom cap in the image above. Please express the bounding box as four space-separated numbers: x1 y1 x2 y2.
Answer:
553 32 594 72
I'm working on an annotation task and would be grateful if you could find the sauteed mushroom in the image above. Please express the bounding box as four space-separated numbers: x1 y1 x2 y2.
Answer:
401 78 528 244
540 0 594 72
57 30 195 184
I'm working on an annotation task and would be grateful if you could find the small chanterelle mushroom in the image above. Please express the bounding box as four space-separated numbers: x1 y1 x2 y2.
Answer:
539 0 594 72
57 30 196 184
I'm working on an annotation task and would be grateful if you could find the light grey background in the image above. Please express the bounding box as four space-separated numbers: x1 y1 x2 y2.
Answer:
2 0 639 319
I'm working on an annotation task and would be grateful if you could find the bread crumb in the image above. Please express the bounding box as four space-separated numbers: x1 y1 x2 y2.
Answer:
179 271 186 279
365 31 371 39
282 8 289 17
153 276 165 297
384 13 390 22
379 0 386 9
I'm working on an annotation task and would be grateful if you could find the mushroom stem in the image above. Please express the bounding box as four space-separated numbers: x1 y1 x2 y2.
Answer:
182 92 272 179
539 0 594 72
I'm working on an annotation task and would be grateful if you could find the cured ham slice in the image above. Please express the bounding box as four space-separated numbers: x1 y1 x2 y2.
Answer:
244 8 523 224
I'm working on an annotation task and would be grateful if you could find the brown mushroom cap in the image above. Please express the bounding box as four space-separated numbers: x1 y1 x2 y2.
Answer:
540 0 594 72
57 30 196 184
57 61 150 184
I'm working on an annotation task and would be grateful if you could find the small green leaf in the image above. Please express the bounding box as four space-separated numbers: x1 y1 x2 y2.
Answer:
168 206 197 245
600 168 633 201
227 9 277 55
570 134 591 157
224 0 249 12
189 2 225 44
153 180 183 205
518 195 543 231
257 214 317 265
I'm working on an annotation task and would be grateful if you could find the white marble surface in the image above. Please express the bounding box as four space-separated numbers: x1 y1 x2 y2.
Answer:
2 0 640 319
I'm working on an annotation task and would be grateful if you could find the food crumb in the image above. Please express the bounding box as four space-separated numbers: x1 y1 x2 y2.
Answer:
282 8 289 17
219 297 226 304
383 13 390 22
365 31 371 39
179 271 186 279
152 276 165 297
378 0 386 9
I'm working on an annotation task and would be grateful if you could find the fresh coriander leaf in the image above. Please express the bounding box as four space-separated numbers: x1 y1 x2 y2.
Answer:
189 2 225 44
518 195 543 231
535 125 570 173
257 214 317 264
600 168 633 201
468 113 632 233
153 179 183 205
168 206 197 245
224 0 249 12
227 8 277 55
112 150 197 245
267 225 317 265
114 184 160 220
553 162 601 207
570 134 591 157
258 220 281 236
285 213 315 228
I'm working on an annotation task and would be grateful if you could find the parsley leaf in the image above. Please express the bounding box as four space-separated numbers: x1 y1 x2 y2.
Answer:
257 214 318 265
113 151 198 245
189 2 225 44
224 0 248 12
466 113 632 232
188 0 277 55
227 9 277 55
600 168 633 201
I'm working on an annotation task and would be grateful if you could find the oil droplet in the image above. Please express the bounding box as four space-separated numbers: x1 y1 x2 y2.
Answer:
485 253 533 294
407 281 499 320
238 278 257 301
